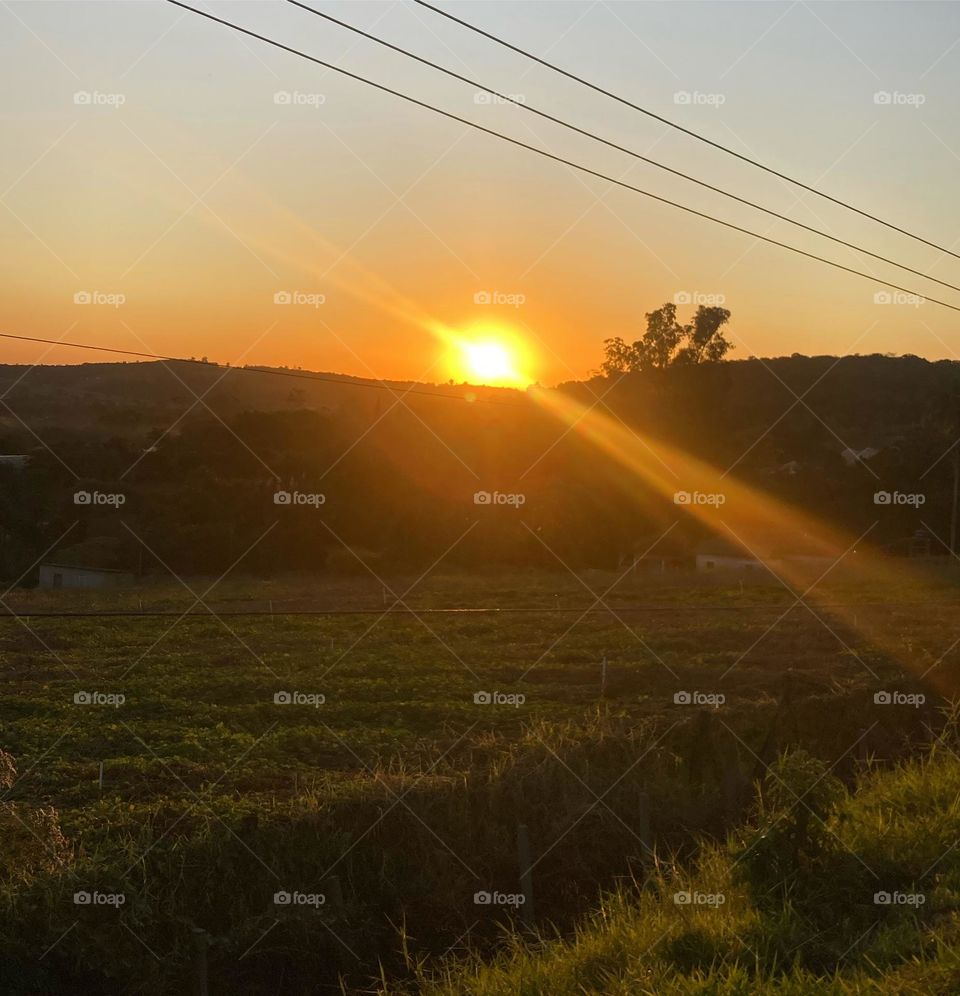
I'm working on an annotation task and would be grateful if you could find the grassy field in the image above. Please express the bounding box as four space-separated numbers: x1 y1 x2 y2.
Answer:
412 743 960 995
1 568 958 993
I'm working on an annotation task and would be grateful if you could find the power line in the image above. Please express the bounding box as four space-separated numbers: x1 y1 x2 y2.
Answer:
0 332 527 406
0 601 940 619
413 0 960 264
288 0 960 297
167 0 960 314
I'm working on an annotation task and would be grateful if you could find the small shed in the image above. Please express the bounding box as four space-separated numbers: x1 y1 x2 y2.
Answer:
38 563 135 590
695 535 840 574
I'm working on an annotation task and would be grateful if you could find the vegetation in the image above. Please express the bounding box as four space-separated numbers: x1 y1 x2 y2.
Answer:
3 353 960 992
0 570 955 993
1 351 959 580
601 302 734 374
411 743 960 994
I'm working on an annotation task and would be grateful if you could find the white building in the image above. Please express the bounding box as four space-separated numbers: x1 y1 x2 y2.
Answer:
695 551 762 572
38 564 135 589
695 538 837 574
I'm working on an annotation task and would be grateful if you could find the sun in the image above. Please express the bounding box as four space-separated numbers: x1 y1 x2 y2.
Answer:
464 341 515 382
450 327 532 387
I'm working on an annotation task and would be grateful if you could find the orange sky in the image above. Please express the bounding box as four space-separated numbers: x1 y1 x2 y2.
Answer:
3 1 960 384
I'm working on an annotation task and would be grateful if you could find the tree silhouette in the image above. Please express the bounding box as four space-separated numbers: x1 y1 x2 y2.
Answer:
601 302 733 375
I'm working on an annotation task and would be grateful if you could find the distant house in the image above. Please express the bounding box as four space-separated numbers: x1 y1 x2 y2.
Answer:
38 563 135 590
840 446 880 467
695 536 838 573
0 455 29 470
762 460 801 477
695 538 763 572
619 535 692 573
883 529 938 559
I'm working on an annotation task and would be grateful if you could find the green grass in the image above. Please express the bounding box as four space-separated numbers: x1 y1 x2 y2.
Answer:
412 745 960 995
1 569 958 993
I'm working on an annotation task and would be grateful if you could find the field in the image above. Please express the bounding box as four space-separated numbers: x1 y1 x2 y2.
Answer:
416 744 960 994
2 566 958 993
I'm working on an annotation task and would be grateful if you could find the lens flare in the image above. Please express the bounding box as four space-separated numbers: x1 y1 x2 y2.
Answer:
445 325 533 387
530 384 958 696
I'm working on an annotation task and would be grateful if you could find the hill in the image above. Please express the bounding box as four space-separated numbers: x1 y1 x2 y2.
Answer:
0 352 958 581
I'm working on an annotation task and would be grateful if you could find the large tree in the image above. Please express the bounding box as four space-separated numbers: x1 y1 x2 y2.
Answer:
601 302 733 375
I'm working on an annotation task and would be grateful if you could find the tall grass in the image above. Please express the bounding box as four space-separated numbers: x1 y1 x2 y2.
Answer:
409 739 960 995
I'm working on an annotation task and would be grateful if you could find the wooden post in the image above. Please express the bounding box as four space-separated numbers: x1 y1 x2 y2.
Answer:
688 710 715 789
951 447 959 556
98 762 104 793
191 927 209 996
637 790 652 870
517 824 535 929
722 759 742 821
324 875 345 911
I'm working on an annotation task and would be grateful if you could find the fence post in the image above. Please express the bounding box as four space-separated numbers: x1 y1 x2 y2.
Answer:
687 709 715 789
517 823 535 930
324 874 345 911
191 927 209 996
637 790 653 871
98 762 103 793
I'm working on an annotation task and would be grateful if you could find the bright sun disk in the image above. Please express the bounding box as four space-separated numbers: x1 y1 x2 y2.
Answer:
464 341 515 382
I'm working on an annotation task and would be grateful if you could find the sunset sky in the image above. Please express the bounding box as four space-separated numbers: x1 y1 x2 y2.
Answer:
3 0 960 385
